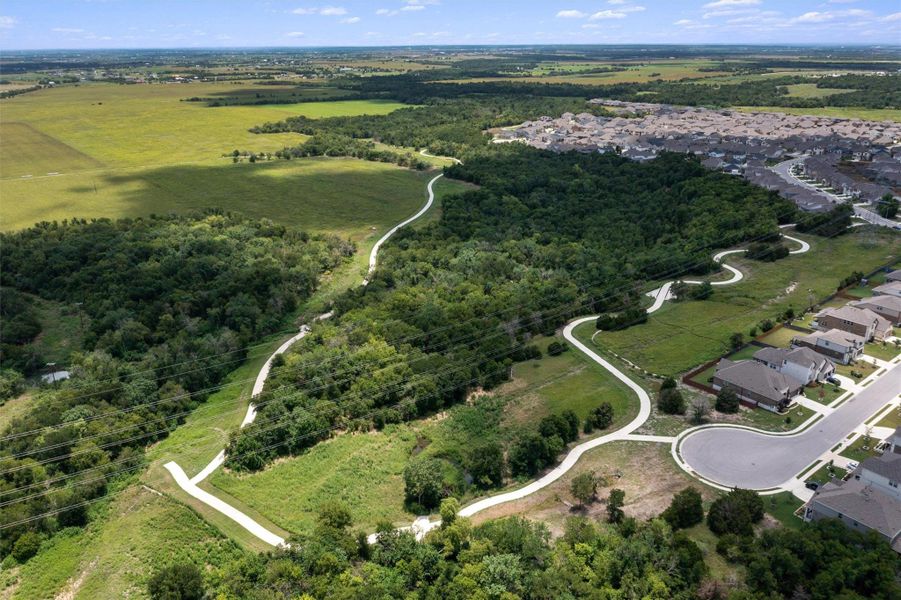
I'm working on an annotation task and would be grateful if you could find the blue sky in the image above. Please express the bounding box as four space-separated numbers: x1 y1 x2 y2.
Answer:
1 0 899 50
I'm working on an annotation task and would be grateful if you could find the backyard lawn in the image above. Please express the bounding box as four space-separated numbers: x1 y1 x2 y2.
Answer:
840 436 882 464
805 463 848 486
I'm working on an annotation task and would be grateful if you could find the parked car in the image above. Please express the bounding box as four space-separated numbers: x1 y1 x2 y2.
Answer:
826 376 840 386
805 481 820 491
847 461 859 471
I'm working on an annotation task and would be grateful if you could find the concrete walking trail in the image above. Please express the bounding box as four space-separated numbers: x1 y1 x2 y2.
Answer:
163 172 444 544
166 173 885 548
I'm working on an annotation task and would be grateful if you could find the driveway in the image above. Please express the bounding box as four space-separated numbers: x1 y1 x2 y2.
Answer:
680 360 901 489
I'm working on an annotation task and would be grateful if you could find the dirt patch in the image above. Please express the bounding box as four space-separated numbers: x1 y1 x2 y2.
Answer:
468 441 714 536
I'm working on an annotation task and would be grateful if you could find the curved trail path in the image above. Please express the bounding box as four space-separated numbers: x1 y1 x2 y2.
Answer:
167 176 814 546
164 173 444 546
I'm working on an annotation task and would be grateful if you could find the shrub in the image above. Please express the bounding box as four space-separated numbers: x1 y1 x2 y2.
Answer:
662 487 705 530
11 531 42 563
0 369 25 401
658 388 686 415
148 564 204 600
583 402 614 433
547 341 567 356
607 488 625 523
715 388 740 413
707 488 764 536
729 332 744 350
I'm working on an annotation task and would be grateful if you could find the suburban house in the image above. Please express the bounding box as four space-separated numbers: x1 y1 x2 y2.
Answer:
885 269 901 283
850 296 901 325
815 305 893 341
792 329 865 365
712 358 803 412
752 346 835 385
873 281 901 298
804 427 901 553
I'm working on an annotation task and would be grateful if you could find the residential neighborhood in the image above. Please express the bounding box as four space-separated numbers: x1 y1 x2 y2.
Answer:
496 101 901 215
804 427 901 552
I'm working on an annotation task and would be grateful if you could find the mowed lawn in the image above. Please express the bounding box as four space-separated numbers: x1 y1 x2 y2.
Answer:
593 230 901 376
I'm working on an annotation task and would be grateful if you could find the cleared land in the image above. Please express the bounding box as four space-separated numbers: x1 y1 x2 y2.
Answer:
783 83 858 99
0 122 102 178
591 230 900 376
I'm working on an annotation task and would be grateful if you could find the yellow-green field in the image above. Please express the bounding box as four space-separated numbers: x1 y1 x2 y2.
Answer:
0 83 406 175
437 60 729 85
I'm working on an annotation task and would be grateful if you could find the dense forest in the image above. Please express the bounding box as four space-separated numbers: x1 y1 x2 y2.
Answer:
226 146 797 479
152 494 901 599
0 213 352 557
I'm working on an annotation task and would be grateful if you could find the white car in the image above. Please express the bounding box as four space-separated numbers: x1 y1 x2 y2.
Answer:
847 461 860 472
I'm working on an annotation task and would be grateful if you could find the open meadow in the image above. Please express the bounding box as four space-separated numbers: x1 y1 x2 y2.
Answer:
590 229 901 376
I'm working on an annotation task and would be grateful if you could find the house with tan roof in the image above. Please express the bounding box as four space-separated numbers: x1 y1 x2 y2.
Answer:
887 269 901 283
815 305 893 341
873 281 901 299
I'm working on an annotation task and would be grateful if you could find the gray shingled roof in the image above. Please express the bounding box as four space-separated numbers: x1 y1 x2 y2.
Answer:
796 328 866 348
714 359 803 402
863 453 901 483
754 346 831 371
818 305 888 328
853 295 901 312
811 477 901 540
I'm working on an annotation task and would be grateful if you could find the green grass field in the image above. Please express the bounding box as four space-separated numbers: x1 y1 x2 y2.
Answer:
592 230 900 376
783 84 857 99
0 83 407 175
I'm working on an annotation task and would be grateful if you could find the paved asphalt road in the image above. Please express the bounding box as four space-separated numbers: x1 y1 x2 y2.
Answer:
680 361 901 489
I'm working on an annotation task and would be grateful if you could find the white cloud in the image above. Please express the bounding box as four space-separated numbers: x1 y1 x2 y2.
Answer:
589 10 627 19
556 10 586 18
341 16 361 23
401 4 425 10
376 8 393 15
703 0 760 7
293 6 348 16
285 31 305 37
607 0 628 4
674 19 694 26
52 27 85 33
0 15 17 29
790 8 872 24
882 12 901 21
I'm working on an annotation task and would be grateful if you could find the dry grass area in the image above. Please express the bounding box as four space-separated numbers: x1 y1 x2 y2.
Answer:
468 441 712 537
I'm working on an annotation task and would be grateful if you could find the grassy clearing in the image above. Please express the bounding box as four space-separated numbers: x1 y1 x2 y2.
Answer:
835 359 879 380
805 463 848 486
763 492 805 530
734 105 901 122
591 231 900 376
0 391 32 431
28 294 87 366
3 486 242 600
209 425 418 535
681 523 744 581
783 84 857 99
